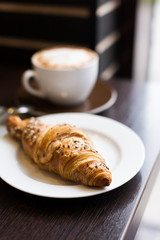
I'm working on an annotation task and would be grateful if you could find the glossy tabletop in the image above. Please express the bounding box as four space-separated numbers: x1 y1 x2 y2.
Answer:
0 63 160 240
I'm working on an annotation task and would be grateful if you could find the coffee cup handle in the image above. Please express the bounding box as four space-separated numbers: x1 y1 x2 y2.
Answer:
22 70 46 98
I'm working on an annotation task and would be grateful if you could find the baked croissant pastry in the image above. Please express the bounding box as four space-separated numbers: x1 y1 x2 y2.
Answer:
6 115 112 187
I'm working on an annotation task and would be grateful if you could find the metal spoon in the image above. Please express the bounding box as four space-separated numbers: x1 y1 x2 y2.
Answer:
0 105 45 124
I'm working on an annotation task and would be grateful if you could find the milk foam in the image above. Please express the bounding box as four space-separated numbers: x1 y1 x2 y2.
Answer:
34 47 97 69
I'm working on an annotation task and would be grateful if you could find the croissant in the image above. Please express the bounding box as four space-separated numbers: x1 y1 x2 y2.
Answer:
6 115 112 187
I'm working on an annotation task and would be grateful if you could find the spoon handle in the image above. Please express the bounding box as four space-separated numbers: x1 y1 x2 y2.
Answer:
0 111 10 124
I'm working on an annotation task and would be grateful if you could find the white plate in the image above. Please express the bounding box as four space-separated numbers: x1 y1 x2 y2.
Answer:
0 113 145 198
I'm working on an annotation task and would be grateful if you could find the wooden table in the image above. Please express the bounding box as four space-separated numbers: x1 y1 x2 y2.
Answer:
0 63 160 240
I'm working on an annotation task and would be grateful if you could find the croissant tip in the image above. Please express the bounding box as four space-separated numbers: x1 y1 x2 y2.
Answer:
98 179 111 187
6 115 23 139
96 173 112 187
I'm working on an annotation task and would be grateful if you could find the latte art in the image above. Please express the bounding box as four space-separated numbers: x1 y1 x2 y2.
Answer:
33 47 97 70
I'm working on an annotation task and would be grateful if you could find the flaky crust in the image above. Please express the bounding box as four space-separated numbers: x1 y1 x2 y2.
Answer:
6 115 112 187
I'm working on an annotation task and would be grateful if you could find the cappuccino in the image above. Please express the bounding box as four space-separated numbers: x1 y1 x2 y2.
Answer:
33 46 98 70
22 46 99 106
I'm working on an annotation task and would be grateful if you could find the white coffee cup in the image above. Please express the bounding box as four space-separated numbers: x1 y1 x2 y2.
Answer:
22 46 99 106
